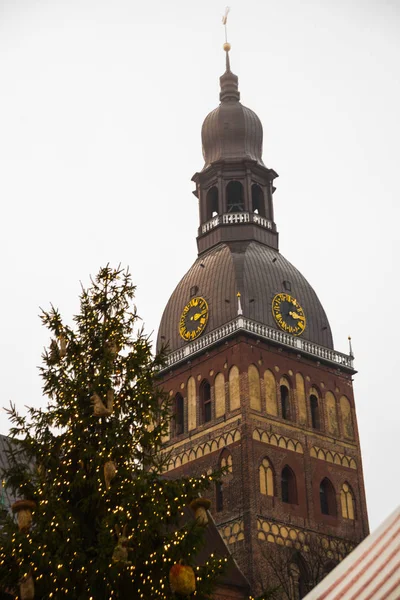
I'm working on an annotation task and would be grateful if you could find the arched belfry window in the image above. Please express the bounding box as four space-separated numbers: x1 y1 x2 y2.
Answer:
251 184 265 217
174 393 184 436
320 478 337 516
200 380 212 424
226 181 244 212
206 186 218 220
280 384 291 421
310 393 321 430
281 466 298 504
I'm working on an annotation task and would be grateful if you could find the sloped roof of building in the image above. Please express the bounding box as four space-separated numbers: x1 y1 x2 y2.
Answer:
195 509 250 593
303 505 400 600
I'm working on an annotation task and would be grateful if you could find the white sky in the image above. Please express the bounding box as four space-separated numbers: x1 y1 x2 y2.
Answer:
0 0 399 533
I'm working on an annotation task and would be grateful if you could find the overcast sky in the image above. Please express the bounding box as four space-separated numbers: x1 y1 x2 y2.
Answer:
0 0 399 532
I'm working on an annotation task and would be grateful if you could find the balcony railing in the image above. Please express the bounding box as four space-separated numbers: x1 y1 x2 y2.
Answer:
160 316 354 372
201 211 273 234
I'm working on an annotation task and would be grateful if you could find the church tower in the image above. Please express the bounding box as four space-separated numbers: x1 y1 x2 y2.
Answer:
156 44 369 597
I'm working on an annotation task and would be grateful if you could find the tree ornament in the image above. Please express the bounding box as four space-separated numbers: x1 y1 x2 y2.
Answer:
190 497 211 527
104 460 116 490
106 389 114 412
48 339 60 364
91 392 112 417
169 563 196 596
112 524 132 564
105 340 119 357
58 333 67 358
11 499 36 532
19 572 34 600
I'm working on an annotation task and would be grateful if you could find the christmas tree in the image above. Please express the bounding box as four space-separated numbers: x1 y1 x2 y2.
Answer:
0 266 227 600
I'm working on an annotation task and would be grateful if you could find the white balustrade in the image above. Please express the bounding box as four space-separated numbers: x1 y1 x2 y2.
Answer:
162 316 353 371
201 212 273 234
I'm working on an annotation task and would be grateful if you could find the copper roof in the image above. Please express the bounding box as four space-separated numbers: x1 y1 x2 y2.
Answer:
201 101 264 170
303 506 400 600
200 50 264 170
157 241 333 353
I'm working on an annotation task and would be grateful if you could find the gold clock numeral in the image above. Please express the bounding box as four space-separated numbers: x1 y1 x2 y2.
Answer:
179 297 209 342
271 293 306 337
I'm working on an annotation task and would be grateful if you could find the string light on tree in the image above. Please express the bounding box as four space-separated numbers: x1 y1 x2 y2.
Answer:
0 266 227 599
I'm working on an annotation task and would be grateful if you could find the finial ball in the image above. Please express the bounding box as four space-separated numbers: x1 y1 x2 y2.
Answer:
223 42 231 52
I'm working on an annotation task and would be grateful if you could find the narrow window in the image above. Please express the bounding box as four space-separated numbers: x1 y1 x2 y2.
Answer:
226 181 244 212
216 481 224 512
259 458 274 496
174 393 184 436
281 385 291 420
310 394 320 430
340 483 355 520
281 466 297 504
320 478 337 516
206 186 218 219
200 380 212 423
251 183 265 216
220 451 233 474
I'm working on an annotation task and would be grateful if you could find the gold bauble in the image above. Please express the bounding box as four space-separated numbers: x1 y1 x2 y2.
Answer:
223 42 231 52
20 573 35 600
11 499 36 533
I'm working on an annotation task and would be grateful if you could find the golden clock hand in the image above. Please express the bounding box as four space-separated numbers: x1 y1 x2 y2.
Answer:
191 310 207 321
289 311 304 320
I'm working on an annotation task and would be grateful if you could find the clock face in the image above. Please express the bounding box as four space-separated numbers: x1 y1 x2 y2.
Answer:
179 297 209 341
272 293 306 336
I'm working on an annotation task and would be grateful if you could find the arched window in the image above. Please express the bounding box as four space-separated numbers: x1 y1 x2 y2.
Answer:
281 466 298 504
220 451 233 474
251 184 265 216
320 478 337 516
226 181 244 212
340 483 355 520
216 481 224 512
310 394 321 430
289 561 309 600
259 458 274 496
206 186 218 219
200 380 212 423
174 393 184 436
280 385 291 420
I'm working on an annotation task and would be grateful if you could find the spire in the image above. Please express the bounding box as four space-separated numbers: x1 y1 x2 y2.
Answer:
220 8 240 102
237 292 243 316
348 336 354 359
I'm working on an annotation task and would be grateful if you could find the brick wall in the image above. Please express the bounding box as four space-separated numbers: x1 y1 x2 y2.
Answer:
159 335 369 595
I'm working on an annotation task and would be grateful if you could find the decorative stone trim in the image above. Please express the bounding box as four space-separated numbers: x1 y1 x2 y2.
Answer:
257 517 304 548
163 428 241 472
257 517 354 560
310 446 357 469
253 428 303 454
160 316 354 373
218 519 245 545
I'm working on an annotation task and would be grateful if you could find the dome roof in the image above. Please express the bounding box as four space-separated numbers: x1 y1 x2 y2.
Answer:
201 55 264 170
202 103 264 170
157 241 333 353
